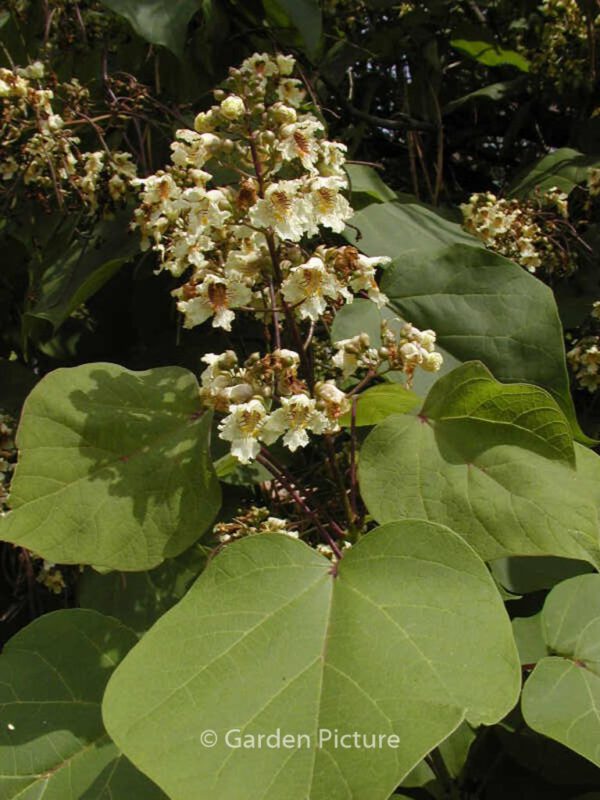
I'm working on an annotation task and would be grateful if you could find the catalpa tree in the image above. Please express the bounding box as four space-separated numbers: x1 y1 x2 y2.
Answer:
1 2 600 798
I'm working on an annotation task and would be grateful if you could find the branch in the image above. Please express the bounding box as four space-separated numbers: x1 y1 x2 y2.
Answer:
320 73 437 133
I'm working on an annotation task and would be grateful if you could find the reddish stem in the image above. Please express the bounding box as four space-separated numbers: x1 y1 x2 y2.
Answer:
257 451 343 560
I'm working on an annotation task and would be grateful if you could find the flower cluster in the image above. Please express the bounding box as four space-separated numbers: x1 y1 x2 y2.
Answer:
530 0 598 93
200 348 351 462
567 335 600 392
588 168 600 198
137 53 443 464
316 541 352 560
36 560 67 595
213 506 299 545
461 189 574 275
0 62 137 212
132 52 389 331
333 320 443 386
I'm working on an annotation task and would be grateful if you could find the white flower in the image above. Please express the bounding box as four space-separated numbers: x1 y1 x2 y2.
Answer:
175 273 252 331
218 399 269 463
262 394 329 451
249 179 312 241
199 351 255 411
422 352 443 372
281 256 343 320
308 177 353 234
277 78 306 107
394 322 443 383
242 52 280 78
276 54 296 75
170 131 221 169
273 348 300 367
22 61 45 79
278 118 324 173
224 233 268 280
332 333 377 378
316 541 351 560
220 95 245 120
315 381 350 431
317 141 348 179
344 252 391 307
263 517 298 537
45 113 64 132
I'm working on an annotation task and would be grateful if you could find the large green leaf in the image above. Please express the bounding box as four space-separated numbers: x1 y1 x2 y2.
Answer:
0 609 166 799
378 241 581 437
358 369 600 565
450 25 530 71
103 525 520 800
510 148 600 198
98 0 200 56
422 362 575 465
0 363 220 571
512 614 546 665
78 544 210 635
339 383 420 427
522 575 600 767
345 164 397 204
347 199 474 265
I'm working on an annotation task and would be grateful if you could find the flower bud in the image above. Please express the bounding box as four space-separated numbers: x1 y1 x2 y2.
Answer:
193 111 214 133
220 94 245 120
228 383 254 404
46 114 64 132
213 89 226 101
276 54 295 76
271 102 297 125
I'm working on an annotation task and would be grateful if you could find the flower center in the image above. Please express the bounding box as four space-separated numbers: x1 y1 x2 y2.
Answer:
293 130 310 156
270 190 292 221
287 403 311 428
208 282 228 309
301 268 323 295
239 409 263 435
315 187 335 213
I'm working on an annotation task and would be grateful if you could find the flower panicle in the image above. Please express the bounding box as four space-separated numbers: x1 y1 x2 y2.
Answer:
133 52 444 464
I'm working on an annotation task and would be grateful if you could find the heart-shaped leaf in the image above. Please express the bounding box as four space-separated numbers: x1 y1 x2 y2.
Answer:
0 609 166 799
522 574 600 767
339 383 420 427
422 362 574 465
358 368 600 565
0 363 220 571
379 242 582 438
103 524 520 800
